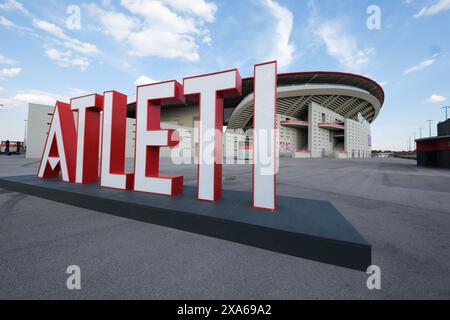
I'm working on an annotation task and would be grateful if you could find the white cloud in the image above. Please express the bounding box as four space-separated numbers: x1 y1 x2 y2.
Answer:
71 58 89 68
426 94 447 103
0 15 12 27
87 4 139 41
0 53 17 65
0 67 21 78
160 0 217 23
314 21 375 71
66 87 89 97
0 96 21 108
0 13 32 32
45 48 89 70
0 0 29 15
403 53 440 75
127 28 199 61
260 0 295 68
307 2 374 72
33 19 100 56
0 85 4 91
120 0 199 60
45 48 66 60
87 0 216 62
13 89 67 105
101 0 112 6
62 39 99 56
33 19 65 37
134 75 158 86
414 0 450 18
121 0 199 34
202 34 212 46
403 59 435 74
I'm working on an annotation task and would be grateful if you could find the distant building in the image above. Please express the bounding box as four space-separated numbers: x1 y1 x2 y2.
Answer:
416 118 450 169
0 141 24 154
372 152 394 158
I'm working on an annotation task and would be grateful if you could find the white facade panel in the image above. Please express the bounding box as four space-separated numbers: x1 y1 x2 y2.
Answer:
26 103 55 159
308 102 345 158
345 118 371 158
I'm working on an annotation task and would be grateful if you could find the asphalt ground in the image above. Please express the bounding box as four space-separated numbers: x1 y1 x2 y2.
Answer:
0 155 449 299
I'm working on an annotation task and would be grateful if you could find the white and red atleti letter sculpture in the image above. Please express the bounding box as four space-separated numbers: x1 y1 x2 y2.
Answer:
100 91 134 190
133 81 184 196
252 61 278 211
183 70 242 202
37 62 279 211
38 101 77 182
71 94 103 184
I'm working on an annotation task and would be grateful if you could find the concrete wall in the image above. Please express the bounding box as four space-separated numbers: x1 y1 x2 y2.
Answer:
417 150 450 169
161 105 198 128
438 119 450 136
224 129 246 160
277 114 299 157
345 118 371 158
308 102 345 158
26 104 54 159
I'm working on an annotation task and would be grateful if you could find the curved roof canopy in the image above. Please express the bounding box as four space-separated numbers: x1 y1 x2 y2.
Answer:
226 72 384 129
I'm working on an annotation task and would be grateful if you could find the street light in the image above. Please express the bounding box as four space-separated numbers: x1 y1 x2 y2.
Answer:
442 106 450 120
418 127 423 139
426 120 434 137
24 119 28 147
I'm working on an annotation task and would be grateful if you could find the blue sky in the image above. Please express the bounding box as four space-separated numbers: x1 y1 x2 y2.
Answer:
0 0 449 151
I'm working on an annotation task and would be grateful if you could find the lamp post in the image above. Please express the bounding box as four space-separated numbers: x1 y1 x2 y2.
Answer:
418 127 423 139
24 119 28 147
426 120 434 137
442 106 450 120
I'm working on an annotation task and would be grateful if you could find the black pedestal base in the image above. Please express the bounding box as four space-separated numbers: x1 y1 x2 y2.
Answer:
0 175 371 271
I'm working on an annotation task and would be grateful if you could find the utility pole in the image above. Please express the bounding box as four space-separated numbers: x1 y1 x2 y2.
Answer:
24 119 28 147
418 127 423 139
427 120 434 137
442 106 450 120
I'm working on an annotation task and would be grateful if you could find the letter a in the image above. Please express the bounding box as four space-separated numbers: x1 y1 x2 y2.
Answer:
38 101 77 182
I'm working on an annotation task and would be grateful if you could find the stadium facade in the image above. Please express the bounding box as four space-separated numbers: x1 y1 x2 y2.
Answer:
26 71 384 160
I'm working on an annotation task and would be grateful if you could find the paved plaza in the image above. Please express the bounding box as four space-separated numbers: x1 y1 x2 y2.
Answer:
0 155 449 299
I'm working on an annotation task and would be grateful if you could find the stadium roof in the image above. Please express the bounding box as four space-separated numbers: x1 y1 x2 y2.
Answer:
126 71 384 127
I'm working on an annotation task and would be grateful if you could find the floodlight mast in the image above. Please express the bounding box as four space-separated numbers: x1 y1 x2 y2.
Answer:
442 106 450 120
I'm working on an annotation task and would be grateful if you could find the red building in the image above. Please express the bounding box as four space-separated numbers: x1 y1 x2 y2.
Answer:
416 119 450 169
